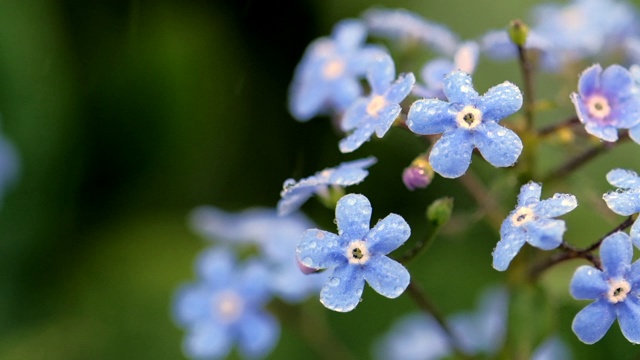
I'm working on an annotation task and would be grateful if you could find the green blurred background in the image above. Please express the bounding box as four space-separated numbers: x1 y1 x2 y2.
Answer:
0 0 639 359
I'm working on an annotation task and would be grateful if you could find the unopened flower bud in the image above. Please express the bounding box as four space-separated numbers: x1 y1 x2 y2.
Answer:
402 156 434 190
508 19 529 47
426 197 454 227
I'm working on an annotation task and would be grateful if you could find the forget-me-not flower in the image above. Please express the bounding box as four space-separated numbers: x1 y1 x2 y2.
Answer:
173 248 280 359
339 54 415 153
278 156 377 216
289 19 385 121
373 313 451 360
413 41 479 100
406 71 523 178
190 207 327 303
603 168 640 247
570 231 640 344
493 182 578 271
531 336 573 360
571 64 640 142
297 193 411 312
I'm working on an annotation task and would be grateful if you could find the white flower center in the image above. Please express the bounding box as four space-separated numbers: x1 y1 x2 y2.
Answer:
561 6 585 30
607 279 631 304
323 59 345 79
346 240 370 265
213 290 244 323
455 106 482 129
366 95 387 117
586 94 611 119
511 206 535 227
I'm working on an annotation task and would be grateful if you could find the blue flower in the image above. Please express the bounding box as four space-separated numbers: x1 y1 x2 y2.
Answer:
406 71 523 178
289 19 385 121
297 193 411 312
571 64 640 142
602 168 640 247
373 313 451 360
531 336 573 360
570 232 640 344
277 156 377 216
480 29 553 67
339 54 415 153
493 182 577 271
173 248 280 359
189 207 328 303
413 41 479 100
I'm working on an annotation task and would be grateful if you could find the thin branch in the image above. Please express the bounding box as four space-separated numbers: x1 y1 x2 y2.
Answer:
537 116 580 137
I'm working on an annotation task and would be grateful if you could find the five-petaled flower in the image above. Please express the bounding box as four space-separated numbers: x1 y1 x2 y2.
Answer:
173 248 280 359
571 64 640 142
278 156 377 216
602 168 640 247
339 53 415 153
297 193 411 312
406 71 523 178
493 182 577 271
570 232 640 344
288 19 385 121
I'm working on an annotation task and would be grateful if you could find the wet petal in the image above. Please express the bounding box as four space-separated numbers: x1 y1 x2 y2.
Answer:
406 98 456 135
473 122 523 167
328 156 377 186
525 218 565 250
320 264 365 312
603 189 640 215
570 265 607 300
630 123 640 144
477 81 523 122
367 53 395 94
631 218 640 250
238 312 280 358
577 64 602 97
367 213 411 254
336 194 372 241
606 168 640 189
443 71 479 104
572 299 616 344
297 229 344 269
333 19 366 51
600 232 633 278
374 103 402 137
601 64 634 101
429 129 474 178
493 220 527 271
617 298 640 344
517 181 542 206
387 72 416 104
534 193 578 218
363 256 410 298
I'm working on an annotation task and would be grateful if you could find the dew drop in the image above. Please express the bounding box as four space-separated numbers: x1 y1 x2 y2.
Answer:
329 277 341 286
283 179 296 190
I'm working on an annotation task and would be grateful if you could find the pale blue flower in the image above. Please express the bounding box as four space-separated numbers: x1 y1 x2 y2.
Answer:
173 248 279 359
493 182 577 271
362 8 458 56
413 41 479 100
297 193 411 312
406 71 523 178
339 54 415 153
603 168 640 247
278 156 377 215
531 336 573 360
373 313 451 360
571 64 640 142
190 207 327 303
289 19 385 121
480 29 550 63
570 232 640 344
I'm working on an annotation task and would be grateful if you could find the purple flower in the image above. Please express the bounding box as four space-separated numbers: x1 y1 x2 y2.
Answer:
278 156 377 216
339 54 415 153
173 248 279 359
289 19 385 121
297 193 411 312
406 71 523 178
571 64 640 141
570 232 640 344
493 182 577 271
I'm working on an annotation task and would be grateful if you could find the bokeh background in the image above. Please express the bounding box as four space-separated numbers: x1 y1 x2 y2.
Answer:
1 0 640 359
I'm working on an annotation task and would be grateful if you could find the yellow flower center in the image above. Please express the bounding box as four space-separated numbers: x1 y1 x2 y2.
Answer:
366 95 387 117
214 290 244 323
323 59 345 80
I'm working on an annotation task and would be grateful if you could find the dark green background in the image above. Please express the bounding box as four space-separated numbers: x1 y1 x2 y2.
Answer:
0 0 639 358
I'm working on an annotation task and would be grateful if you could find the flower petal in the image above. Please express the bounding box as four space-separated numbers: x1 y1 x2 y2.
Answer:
387 72 416 104
367 53 395 94
297 229 344 269
601 64 634 101
570 265 607 300
473 122 523 167
336 194 372 242
374 103 402 137
328 156 377 186
341 98 370 131
630 123 640 145
606 168 640 189
517 181 542 206
603 189 640 215
184 322 232 359
429 129 474 178
600 232 633 278
173 284 210 326
477 81 523 122
363 256 410 298
533 193 578 218
333 19 367 51
406 98 456 135
367 213 411 255
196 247 235 286
631 218 640 250
617 298 640 344
628 259 640 288
333 77 363 111
578 64 602 97
525 218 565 250
443 71 479 104
339 121 376 153
493 220 527 271
572 299 616 344
320 264 365 312
584 120 618 142
238 312 280 358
